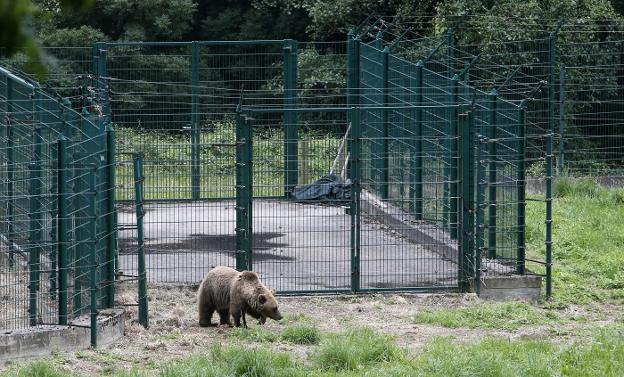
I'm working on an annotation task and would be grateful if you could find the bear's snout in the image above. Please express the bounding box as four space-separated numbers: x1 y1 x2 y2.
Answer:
273 311 283 321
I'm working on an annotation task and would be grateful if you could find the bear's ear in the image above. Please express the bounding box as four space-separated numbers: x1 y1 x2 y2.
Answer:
270 289 277 295
258 294 267 304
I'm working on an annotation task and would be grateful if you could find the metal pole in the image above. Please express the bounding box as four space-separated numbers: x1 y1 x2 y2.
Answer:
517 104 527 274
380 47 389 200
412 62 424 219
459 107 475 291
346 33 360 182
349 107 361 292
133 153 149 328
191 41 201 200
6 78 15 268
57 135 69 325
105 124 117 308
487 90 498 259
449 75 460 239
28 122 42 327
243 116 254 270
447 27 455 78
475 125 486 295
558 65 566 175
546 32 556 298
235 110 246 271
283 39 298 196
89 165 98 346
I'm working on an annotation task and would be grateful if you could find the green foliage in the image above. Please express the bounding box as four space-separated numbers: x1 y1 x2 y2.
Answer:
413 301 564 331
313 328 405 371
282 324 321 344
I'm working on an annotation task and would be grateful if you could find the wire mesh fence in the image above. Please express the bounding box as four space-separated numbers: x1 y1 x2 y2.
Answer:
1 67 115 342
1 15 623 321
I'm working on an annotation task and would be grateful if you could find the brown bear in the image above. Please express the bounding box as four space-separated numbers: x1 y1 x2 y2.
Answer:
197 266 283 328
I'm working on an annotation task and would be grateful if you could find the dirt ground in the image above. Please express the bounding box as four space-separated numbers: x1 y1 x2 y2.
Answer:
1 283 621 375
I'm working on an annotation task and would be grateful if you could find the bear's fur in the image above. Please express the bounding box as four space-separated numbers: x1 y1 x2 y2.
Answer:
197 266 282 328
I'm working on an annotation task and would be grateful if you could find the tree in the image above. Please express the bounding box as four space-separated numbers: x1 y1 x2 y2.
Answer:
0 0 92 75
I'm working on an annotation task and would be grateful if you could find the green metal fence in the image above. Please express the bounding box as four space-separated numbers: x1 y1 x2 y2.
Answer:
1 66 115 344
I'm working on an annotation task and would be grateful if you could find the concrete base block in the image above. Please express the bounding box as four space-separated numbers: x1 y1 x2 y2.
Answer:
479 275 542 303
0 308 125 364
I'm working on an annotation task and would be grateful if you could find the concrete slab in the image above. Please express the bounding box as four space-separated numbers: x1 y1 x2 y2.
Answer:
117 199 458 292
0 309 125 364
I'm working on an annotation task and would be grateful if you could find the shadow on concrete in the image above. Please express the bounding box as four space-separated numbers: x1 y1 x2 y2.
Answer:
118 232 295 261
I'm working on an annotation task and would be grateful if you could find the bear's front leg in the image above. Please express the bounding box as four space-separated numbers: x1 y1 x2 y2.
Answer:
230 303 243 327
242 310 248 328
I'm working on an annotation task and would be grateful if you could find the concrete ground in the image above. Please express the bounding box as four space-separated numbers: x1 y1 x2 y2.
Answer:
117 200 458 292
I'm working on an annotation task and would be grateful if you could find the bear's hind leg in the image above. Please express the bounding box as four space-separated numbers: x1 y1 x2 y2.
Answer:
199 304 215 327
218 309 232 326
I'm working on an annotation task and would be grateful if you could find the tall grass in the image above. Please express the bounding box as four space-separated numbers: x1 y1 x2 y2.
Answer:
312 328 405 371
413 301 564 331
526 178 624 305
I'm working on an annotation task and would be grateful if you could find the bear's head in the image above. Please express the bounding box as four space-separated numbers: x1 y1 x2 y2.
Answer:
257 288 282 321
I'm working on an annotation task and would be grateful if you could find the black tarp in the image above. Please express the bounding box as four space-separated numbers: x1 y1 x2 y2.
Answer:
291 174 351 202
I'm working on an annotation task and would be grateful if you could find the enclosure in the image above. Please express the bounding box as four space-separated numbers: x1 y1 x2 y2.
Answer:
2 15 624 345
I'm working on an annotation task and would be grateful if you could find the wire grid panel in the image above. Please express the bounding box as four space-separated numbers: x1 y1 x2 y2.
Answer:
358 54 460 290
247 111 352 293
105 42 284 202
1 67 110 332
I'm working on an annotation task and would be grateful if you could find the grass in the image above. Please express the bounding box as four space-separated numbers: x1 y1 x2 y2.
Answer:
229 327 279 343
413 301 565 331
281 325 321 344
525 178 624 306
312 327 405 371
5 327 624 377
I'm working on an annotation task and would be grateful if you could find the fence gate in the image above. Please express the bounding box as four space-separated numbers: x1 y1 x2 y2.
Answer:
103 41 291 284
236 105 472 293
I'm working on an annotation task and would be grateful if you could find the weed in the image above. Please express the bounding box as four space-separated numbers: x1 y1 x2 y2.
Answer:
413 301 564 331
229 327 279 343
282 325 321 345
313 327 405 371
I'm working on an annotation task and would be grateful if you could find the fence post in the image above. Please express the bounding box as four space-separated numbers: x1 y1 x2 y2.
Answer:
191 41 201 200
546 31 556 298
459 106 475 291
349 107 361 292
235 110 245 271
57 135 69 325
380 46 389 200
244 116 253 270
347 32 360 108
283 39 298 195
133 153 149 328
93 43 109 117
558 65 566 175
235 111 253 271
411 62 424 219
487 89 498 259
105 123 117 308
6 78 15 267
475 121 486 295
447 27 455 78
517 104 527 275
29 102 43 324
449 75 460 239
88 165 99 346
347 33 360 183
